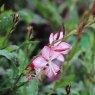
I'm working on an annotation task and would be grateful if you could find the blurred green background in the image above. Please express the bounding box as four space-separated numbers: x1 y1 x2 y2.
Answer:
0 0 95 95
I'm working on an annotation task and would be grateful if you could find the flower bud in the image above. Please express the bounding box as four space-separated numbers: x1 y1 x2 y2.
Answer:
26 26 32 33
13 13 19 23
26 26 33 39
92 4 95 16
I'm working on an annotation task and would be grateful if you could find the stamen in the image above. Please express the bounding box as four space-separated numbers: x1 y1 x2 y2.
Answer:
49 61 57 75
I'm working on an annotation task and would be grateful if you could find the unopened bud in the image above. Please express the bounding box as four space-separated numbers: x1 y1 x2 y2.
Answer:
65 85 71 95
26 26 33 39
92 4 95 16
26 26 32 33
13 13 19 23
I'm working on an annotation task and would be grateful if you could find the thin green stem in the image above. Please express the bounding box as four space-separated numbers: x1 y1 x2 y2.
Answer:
12 81 29 92
48 87 56 95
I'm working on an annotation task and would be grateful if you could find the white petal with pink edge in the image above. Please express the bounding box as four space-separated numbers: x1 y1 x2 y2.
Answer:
54 33 58 40
49 33 54 44
44 62 60 78
50 49 60 60
41 46 51 60
59 32 64 39
33 56 47 68
57 54 64 62
53 42 72 54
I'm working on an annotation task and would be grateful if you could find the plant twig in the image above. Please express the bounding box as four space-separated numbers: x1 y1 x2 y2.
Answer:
65 85 71 95
48 5 95 95
68 9 93 60
11 81 29 92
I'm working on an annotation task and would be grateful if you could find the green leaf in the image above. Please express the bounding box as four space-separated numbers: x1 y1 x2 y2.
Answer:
27 41 39 56
0 11 13 32
80 35 89 47
0 49 16 61
65 2 79 31
17 49 29 74
18 10 32 23
20 77 38 95
0 37 8 48
18 9 47 24
0 49 18 75
35 1 62 28
0 4 5 12
6 45 19 52
55 74 75 88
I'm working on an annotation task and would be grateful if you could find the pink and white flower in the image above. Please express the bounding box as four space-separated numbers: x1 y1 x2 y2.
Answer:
33 46 64 78
49 32 72 54
28 31 72 81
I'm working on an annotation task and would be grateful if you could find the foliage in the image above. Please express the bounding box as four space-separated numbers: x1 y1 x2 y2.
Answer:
0 0 95 95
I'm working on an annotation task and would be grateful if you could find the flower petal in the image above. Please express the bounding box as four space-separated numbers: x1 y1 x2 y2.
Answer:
53 42 72 54
57 54 64 62
42 46 60 61
33 56 47 68
44 62 60 78
50 50 60 60
54 32 63 46
42 46 51 60
59 32 63 39
54 33 58 40
46 71 60 83
60 42 72 54
49 33 54 44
